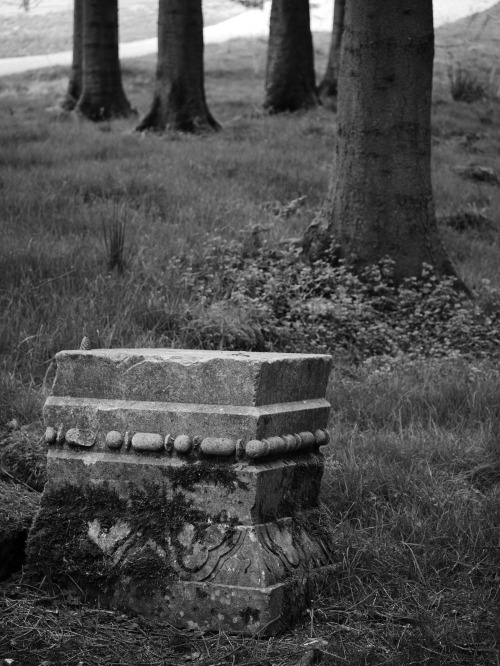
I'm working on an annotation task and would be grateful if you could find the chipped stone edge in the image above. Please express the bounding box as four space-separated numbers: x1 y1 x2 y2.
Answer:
44 426 330 460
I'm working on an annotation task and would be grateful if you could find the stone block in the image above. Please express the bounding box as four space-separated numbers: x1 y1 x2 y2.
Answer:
28 349 336 635
49 349 331 406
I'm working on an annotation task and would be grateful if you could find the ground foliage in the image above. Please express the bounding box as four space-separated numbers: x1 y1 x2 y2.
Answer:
167 236 500 362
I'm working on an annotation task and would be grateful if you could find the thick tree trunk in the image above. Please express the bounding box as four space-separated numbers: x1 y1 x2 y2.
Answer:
136 0 219 133
61 0 83 111
75 0 133 121
318 0 345 104
264 0 318 113
307 0 458 282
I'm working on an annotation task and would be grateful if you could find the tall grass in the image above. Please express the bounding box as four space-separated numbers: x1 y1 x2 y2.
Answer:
305 358 500 663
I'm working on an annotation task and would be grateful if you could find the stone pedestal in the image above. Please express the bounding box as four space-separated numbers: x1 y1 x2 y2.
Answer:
28 349 335 635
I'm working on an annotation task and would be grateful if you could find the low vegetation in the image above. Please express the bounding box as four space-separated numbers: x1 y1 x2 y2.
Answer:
1 5 500 665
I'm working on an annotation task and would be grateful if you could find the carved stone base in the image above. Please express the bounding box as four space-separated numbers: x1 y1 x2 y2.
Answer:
28 451 335 633
27 349 335 635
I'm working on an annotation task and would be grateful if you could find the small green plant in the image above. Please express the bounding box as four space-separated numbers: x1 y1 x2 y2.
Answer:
448 62 487 102
102 206 127 274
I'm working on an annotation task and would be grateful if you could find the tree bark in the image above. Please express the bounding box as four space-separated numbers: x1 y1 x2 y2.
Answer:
264 0 318 113
318 0 345 105
61 0 83 111
75 0 133 121
306 0 459 283
136 0 219 133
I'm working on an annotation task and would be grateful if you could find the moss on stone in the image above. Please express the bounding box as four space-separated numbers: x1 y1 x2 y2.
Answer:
293 507 334 549
27 474 240 595
119 545 174 597
164 460 247 492
26 482 125 591
127 482 211 554
277 455 324 517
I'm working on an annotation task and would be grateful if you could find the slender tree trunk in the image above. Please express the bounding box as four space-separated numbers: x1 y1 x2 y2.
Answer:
61 0 83 111
305 0 459 283
137 0 219 133
76 0 133 121
264 0 318 113
318 0 345 105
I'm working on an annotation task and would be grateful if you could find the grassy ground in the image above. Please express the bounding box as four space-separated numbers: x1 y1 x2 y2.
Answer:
1 6 500 666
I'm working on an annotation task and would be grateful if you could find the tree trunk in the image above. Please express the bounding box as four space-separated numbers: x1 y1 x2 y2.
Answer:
75 0 133 121
307 0 459 283
264 0 318 113
136 0 220 133
318 0 345 105
61 0 83 111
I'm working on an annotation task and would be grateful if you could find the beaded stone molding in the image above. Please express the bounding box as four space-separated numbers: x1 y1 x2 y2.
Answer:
44 426 330 460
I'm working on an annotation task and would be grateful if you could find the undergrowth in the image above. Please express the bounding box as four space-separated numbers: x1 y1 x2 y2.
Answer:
165 236 500 362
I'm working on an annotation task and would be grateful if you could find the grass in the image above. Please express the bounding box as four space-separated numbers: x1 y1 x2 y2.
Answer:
1 5 500 665
319 358 500 664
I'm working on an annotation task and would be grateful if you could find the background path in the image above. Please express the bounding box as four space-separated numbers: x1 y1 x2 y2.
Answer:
0 0 498 77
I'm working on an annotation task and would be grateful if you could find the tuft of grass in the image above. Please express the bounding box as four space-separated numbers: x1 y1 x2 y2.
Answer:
102 205 128 274
448 62 488 103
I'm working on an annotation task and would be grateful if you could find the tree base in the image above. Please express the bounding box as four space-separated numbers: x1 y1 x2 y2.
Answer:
301 219 337 263
60 94 78 112
136 95 220 134
75 95 137 122
317 79 338 110
263 89 318 114
301 218 472 295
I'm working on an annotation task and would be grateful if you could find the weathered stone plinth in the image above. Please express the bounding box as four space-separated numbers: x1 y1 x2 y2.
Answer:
28 349 335 635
